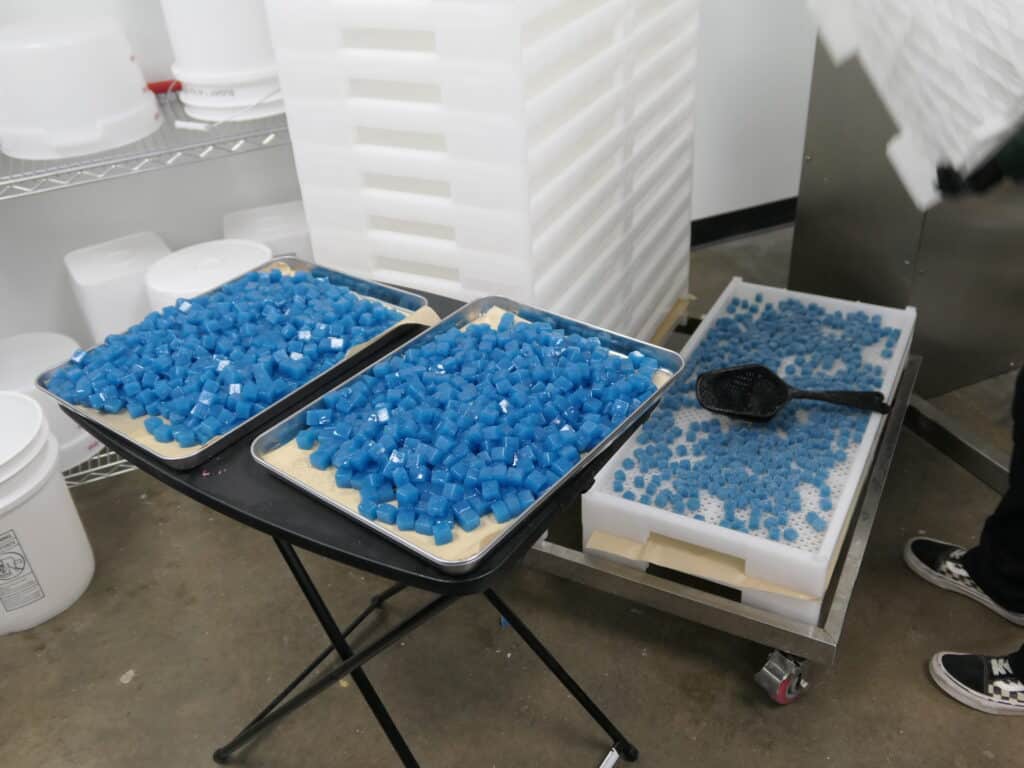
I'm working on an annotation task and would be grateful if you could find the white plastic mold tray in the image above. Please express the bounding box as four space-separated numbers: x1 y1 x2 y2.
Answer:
582 279 917 604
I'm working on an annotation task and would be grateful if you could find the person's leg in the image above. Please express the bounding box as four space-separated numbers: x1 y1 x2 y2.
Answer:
963 370 1024 612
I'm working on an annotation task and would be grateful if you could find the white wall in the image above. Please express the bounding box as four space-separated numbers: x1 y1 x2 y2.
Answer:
693 0 817 219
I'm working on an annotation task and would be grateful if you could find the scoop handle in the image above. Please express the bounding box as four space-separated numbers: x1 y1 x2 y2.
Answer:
788 389 890 414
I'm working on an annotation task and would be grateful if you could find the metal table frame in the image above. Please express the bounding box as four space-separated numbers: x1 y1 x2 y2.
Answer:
211 541 638 767
527 356 922 668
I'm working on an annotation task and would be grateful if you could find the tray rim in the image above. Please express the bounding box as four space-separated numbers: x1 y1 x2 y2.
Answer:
251 294 685 574
35 256 430 470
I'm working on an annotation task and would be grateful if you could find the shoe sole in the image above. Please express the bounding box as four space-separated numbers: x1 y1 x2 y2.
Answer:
902 539 1024 627
929 655 1024 716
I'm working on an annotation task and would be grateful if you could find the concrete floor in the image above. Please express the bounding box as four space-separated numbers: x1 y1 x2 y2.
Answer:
5 231 1021 767
688 226 794 317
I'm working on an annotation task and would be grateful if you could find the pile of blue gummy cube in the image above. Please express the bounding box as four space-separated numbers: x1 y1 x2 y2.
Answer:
609 292 903 546
45 269 404 448
295 311 660 546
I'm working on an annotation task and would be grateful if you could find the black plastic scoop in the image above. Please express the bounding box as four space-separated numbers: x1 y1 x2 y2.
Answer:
696 364 890 422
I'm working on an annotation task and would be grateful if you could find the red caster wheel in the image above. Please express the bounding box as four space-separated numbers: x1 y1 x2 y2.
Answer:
755 650 810 704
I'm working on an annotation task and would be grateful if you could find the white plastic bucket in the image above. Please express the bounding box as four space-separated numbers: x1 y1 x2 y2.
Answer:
161 0 277 80
0 332 103 471
0 17 161 160
65 231 171 345
145 238 272 310
0 393 94 635
160 0 283 119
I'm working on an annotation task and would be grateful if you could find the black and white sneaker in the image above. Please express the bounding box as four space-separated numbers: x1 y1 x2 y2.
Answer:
903 537 1024 626
930 652 1024 716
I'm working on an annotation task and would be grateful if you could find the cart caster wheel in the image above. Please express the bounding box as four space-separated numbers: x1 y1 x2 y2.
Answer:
755 650 809 705
212 748 231 764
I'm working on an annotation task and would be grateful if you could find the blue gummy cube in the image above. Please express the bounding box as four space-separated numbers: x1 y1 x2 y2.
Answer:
396 509 416 531
481 479 500 501
454 505 480 532
414 515 435 536
433 522 454 546
310 447 334 470
396 484 419 506
492 500 514 523
296 428 318 450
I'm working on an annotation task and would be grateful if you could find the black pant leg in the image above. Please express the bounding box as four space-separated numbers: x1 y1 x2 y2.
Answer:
963 370 1024 612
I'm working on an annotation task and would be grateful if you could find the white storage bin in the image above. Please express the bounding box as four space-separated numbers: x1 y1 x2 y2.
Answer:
265 0 697 337
159 0 284 121
0 17 161 159
222 200 312 261
0 393 94 635
64 231 171 345
145 239 272 311
582 280 918 620
0 332 103 471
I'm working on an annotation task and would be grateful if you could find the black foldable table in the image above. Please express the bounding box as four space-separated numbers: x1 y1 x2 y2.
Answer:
65 292 644 768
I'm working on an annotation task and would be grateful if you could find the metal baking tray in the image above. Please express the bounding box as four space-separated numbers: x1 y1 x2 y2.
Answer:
251 296 685 573
37 257 431 470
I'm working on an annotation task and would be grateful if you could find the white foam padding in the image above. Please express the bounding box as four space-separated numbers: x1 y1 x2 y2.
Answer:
808 0 1024 210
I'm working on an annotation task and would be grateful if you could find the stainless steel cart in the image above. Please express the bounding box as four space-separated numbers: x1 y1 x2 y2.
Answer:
526 355 921 703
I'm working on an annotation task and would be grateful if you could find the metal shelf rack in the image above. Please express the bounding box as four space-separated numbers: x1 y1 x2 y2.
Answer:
0 94 289 201
63 449 136 489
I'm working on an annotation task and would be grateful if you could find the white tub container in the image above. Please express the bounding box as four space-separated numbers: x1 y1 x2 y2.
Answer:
65 232 171 345
0 332 103 471
160 0 284 120
223 200 312 261
145 238 272 310
0 16 161 160
0 393 94 635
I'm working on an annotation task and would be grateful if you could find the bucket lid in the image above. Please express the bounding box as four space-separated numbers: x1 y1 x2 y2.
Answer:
0 392 46 469
0 433 59 518
145 239 272 302
0 332 82 392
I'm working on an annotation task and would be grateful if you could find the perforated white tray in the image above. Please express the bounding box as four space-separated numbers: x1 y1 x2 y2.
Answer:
582 278 917 599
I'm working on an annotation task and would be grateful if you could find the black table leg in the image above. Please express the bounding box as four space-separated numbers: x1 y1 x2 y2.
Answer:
484 589 639 763
213 580 406 763
213 540 442 766
212 544 634 765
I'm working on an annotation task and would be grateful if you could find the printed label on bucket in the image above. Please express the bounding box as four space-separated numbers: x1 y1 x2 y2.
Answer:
0 530 45 612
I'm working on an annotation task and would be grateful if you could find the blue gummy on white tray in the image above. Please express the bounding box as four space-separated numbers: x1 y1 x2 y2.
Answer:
292 312 661 547
45 269 404 448
606 293 902 547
